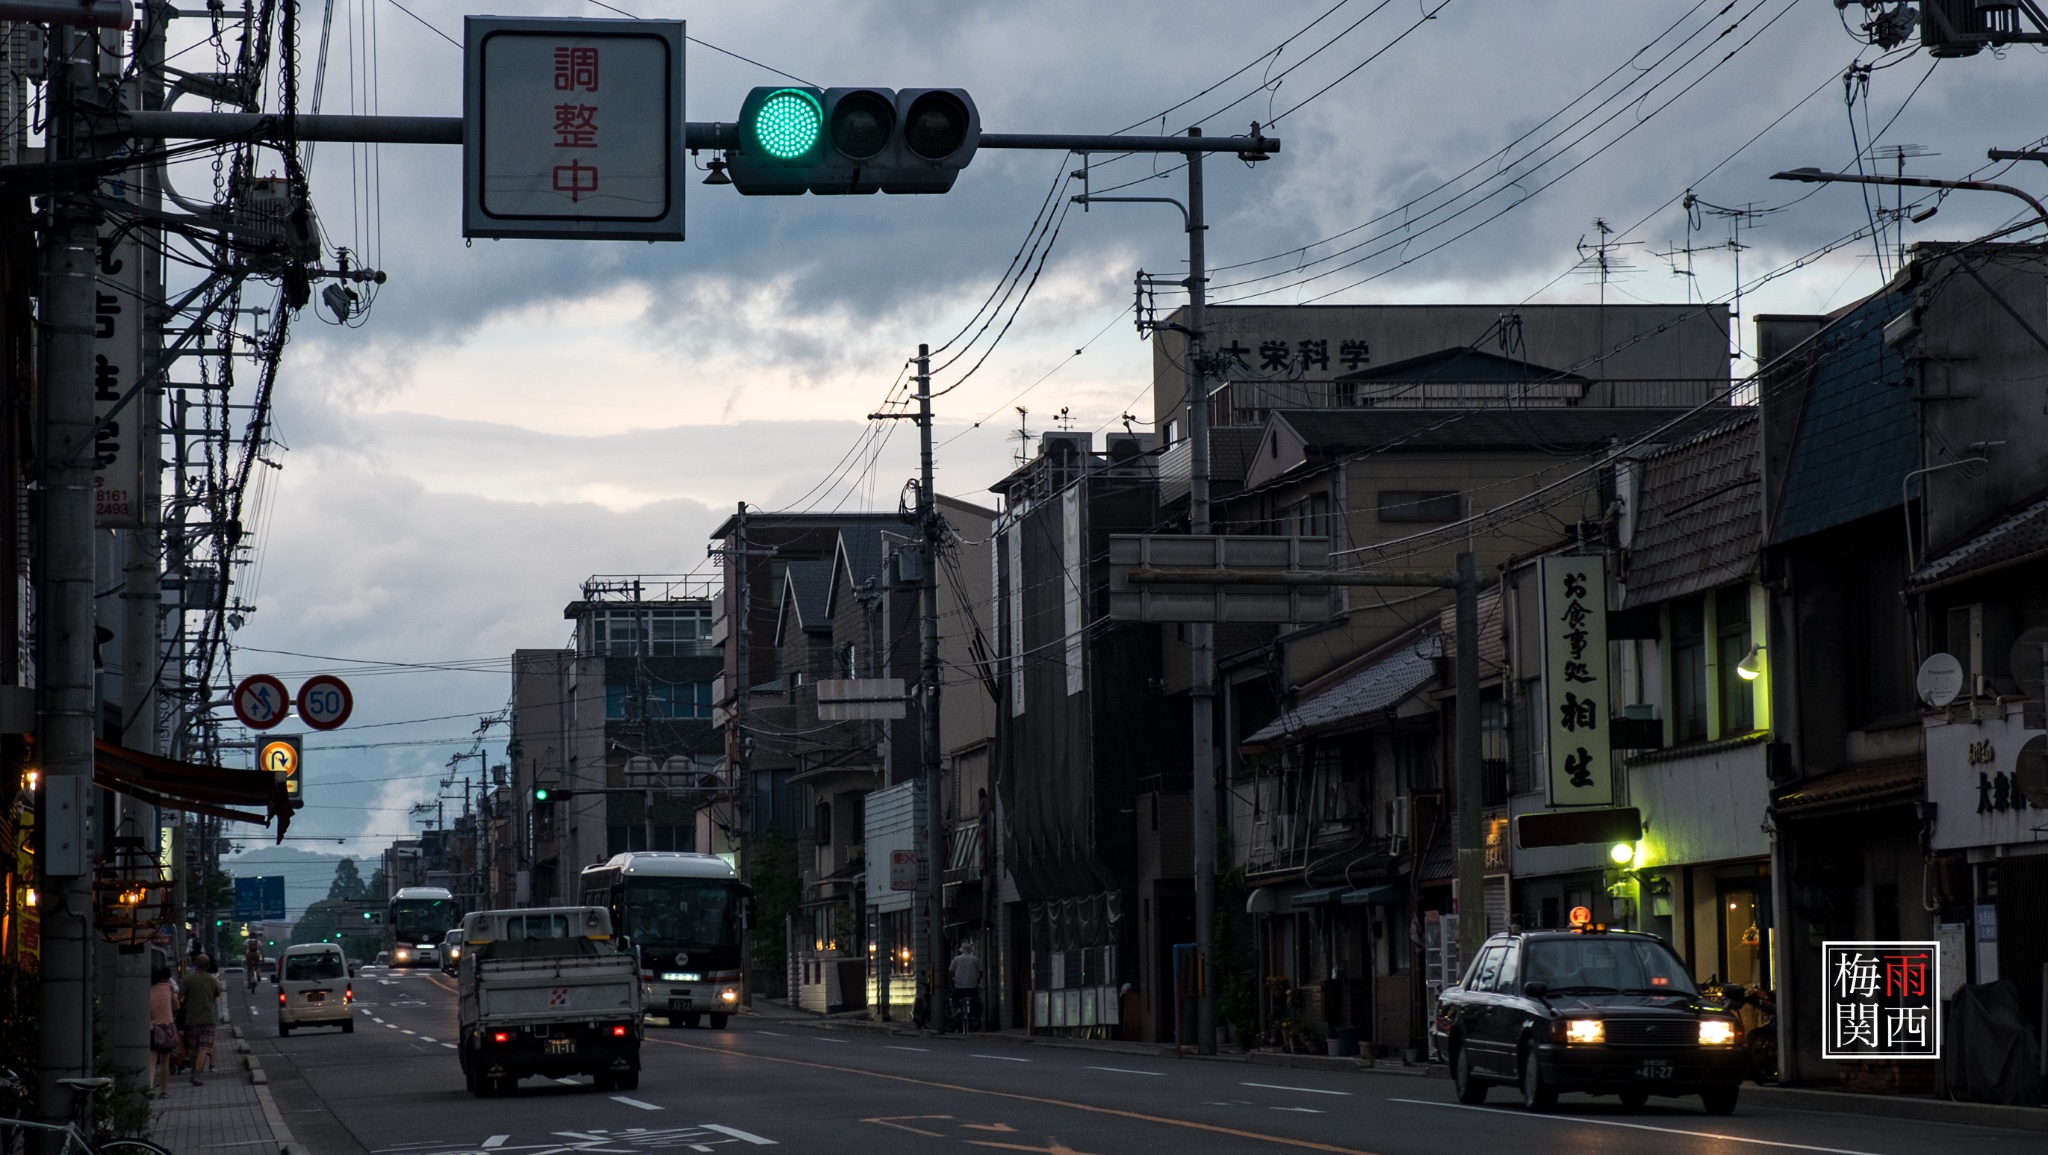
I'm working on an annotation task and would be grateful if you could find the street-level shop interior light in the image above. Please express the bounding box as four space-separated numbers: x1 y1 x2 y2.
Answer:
1736 644 1765 681
1609 841 1636 866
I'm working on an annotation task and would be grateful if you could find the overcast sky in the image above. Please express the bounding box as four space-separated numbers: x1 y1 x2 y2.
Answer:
207 0 2048 858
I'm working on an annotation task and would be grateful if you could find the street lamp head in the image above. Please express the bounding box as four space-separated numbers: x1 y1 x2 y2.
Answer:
1772 167 1826 182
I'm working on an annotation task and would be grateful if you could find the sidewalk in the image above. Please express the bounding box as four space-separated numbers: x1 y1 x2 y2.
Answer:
149 972 302 1155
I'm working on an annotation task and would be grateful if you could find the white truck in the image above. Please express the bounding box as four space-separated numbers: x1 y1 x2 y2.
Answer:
456 906 642 1096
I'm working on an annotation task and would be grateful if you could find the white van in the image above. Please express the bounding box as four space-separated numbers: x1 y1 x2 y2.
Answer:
276 943 355 1035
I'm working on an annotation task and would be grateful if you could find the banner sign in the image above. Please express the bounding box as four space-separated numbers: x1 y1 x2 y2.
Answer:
1539 555 1611 806
94 188 145 528
1821 940 1940 1059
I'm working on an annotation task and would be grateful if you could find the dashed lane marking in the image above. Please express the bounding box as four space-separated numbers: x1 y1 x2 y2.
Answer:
1274 1108 1325 1114
754 1031 787 1037
1242 1082 1350 1096
971 1055 1030 1063
698 1125 776 1146
440 1043 457 1049
1386 1100 1889 1155
884 1046 931 1053
402 1030 416 1035
1085 1067 1162 1076
482 1138 509 1149
420 1037 436 1043
648 1037 1379 1155
611 1097 663 1111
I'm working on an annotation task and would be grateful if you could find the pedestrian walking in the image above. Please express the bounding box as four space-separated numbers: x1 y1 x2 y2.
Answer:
180 953 222 1086
149 965 180 1095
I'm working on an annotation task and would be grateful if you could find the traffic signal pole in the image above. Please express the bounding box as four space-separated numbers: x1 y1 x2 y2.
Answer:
915 347 945 1033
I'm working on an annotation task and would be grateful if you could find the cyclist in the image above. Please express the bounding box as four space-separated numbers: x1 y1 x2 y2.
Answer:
948 942 983 1034
244 937 263 993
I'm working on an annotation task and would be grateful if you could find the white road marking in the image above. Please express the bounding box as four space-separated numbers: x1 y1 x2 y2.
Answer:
611 1097 662 1111
1086 1066 1162 1076
384 1023 399 1030
884 1045 931 1053
755 1031 787 1037
1242 1082 1351 1096
1386 1100 1891 1155
554 1077 583 1086
1273 1107 1326 1114
699 1125 777 1146
439 1043 457 1049
810 1037 847 1043
971 1054 1031 1062
481 1137 509 1149
419 1037 436 1043
552 1132 606 1142
401 1030 416 1035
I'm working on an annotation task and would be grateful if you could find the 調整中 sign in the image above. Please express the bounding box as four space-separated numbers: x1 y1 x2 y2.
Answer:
463 16 685 241
1539 555 1611 806
1821 940 1940 1060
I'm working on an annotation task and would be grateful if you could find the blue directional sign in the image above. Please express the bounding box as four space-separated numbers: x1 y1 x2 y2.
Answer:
233 875 286 921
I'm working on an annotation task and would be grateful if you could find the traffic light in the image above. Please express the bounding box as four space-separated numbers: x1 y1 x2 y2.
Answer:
727 86 980 196
532 786 573 803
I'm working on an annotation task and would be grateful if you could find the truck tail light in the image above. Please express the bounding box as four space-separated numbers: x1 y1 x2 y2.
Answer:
611 1024 628 1037
492 1031 510 1044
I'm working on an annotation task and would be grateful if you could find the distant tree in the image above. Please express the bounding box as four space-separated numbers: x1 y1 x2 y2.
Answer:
364 864 388 903
328 857 366 901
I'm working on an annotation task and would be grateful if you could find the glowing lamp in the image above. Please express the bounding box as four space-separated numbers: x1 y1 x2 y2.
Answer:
1736 643 1764 681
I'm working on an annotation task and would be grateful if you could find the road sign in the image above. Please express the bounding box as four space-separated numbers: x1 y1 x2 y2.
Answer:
233 875 286 921
463 16 685 241
817 678 908 720
889 849 918 892
296 674 354 730
232 673 291 729
260 735 303 799
1107 535 1333 623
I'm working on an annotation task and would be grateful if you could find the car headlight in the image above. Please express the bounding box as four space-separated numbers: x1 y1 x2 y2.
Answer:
719 987 739 1004
1565 1019 1604 1044
1699 1019 1740 1045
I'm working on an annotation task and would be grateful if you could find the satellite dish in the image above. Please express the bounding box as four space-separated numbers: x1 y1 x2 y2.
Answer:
1916 653 1965 708
2017 736 2048 808
2010 627 2048 699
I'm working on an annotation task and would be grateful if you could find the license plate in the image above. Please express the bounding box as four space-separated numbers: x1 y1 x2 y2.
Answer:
547 1038 576 1055
1636 1061 1673 1080
306 991 325 1003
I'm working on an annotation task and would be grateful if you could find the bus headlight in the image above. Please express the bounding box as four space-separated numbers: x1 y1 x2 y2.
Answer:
719 987 739 1004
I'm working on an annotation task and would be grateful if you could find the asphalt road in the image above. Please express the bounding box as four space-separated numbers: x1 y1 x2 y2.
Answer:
232 968 2037 1155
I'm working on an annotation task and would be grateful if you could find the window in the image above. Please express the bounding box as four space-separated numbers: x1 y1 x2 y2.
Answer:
1377 491 1460 523
1333 381 1360 407
1480 697 1509 805
1669 596 1708 743
1493 944 1520 993
589 608 712 656
1466 944 1504 991
1292 493 1332 538
1715 585 1754 735
649 682 714 719
606 684 629 721
283 950 345 981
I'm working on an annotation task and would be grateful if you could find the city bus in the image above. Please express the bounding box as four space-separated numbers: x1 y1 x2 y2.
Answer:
580 853 752 1028
388 886 458 967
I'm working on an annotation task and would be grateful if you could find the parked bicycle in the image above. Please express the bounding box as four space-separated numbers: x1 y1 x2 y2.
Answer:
0 1073 170 1155
1715 984 1779 1085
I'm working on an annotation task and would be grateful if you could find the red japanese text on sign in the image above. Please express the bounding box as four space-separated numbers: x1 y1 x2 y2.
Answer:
554 103 598 148
553 159 599 202
553 46 598 92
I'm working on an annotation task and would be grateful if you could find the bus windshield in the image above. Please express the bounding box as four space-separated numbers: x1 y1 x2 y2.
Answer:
390 898 456 945
621 878 740 949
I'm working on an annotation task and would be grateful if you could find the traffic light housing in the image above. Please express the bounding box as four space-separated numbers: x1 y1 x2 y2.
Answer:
532 786 574 803
727 86 979 196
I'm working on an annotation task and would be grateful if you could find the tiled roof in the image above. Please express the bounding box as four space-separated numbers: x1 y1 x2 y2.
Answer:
1242 631 1441 749
1625 412 1760 605
1911 489 2048 590
1772 759 1922 815
1767 289 1918 544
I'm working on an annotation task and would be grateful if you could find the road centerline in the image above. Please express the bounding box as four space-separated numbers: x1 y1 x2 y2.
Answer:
1243 1082 1352 1097
1086 1066 1163 1076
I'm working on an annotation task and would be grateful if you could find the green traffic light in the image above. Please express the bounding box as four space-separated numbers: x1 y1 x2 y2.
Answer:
533 787 550 802
750 89 822 160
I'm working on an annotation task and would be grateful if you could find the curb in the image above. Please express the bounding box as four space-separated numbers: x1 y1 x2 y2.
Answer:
1751 1085 2048 1133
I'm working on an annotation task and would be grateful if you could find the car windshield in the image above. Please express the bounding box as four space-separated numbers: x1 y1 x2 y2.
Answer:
1524 937 1697 996
622 878 739 948
283 952 345 981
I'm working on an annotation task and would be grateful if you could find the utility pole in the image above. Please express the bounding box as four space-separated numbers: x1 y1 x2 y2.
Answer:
1454 552 1486 971
914 344 946 1032
38 13 114 1132
1183 131 1219 1057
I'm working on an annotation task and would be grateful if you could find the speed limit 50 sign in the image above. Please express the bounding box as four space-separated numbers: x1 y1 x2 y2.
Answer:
296 674 355 731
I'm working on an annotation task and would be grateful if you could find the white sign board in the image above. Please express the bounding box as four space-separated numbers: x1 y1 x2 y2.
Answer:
889 849 918 892
1922 702 2046 850
463 17 684 241
94 186 144 528
1540 555 1612 806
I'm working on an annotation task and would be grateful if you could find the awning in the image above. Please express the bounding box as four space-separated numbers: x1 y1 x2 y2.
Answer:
94 740 297 839
1340 884 1403 905
1772 759 1922 817
1291 886 1348 907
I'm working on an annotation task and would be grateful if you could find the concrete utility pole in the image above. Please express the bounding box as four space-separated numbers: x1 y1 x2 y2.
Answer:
1454 552 1487 971
914 345 947 1032
39 16 110 1136
1182 132 1219 1058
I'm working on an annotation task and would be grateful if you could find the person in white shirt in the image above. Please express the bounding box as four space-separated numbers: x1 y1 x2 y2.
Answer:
948 943 983 1032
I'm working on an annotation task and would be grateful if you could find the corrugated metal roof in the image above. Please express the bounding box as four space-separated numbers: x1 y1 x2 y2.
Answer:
1625 412 1760 605
1767 289 1917 544
1911 489 2048 590
1241 631 1442 749
1272 406 1731 457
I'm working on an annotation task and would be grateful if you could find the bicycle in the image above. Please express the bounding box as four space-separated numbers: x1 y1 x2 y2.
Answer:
947 990 980 1036
0 1075 171 1155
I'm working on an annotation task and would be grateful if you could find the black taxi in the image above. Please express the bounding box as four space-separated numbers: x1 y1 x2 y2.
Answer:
1430 926 1747 1114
